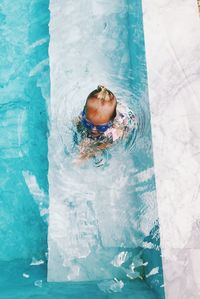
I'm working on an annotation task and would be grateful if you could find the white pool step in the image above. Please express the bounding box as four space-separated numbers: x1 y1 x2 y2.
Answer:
47 0 159 283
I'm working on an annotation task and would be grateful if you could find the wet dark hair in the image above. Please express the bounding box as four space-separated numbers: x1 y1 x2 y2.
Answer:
86 85 117 120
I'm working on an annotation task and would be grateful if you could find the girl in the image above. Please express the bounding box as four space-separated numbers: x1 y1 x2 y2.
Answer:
73 85 138 162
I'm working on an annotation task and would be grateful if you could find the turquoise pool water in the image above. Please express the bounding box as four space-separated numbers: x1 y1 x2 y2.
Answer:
0 0 49 260
0 0 165 298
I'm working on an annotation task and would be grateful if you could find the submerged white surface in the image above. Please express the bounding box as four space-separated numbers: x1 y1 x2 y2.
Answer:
47 0 159 283
142 0 200 298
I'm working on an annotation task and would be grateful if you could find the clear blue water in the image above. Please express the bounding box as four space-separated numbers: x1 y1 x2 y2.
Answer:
0 0 165 298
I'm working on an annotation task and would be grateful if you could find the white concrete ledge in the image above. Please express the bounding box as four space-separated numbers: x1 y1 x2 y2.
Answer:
142 0 200 298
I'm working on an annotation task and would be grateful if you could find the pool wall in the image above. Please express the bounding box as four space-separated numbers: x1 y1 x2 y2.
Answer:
127 1 165 297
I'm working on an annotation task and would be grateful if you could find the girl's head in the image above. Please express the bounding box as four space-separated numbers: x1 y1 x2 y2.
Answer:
84 85 117 125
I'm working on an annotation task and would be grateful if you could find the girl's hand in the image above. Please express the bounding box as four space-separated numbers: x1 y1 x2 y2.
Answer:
73 138 112 165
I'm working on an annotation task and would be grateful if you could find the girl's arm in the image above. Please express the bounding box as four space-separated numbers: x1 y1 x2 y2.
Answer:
79 140 112 159
73 139 112 164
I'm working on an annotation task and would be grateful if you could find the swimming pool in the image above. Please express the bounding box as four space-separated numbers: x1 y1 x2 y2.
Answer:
0 0 165 298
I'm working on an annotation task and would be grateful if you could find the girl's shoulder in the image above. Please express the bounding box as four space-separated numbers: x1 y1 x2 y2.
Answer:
114 101 138 129
72 114 82 126
104 101 138 142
